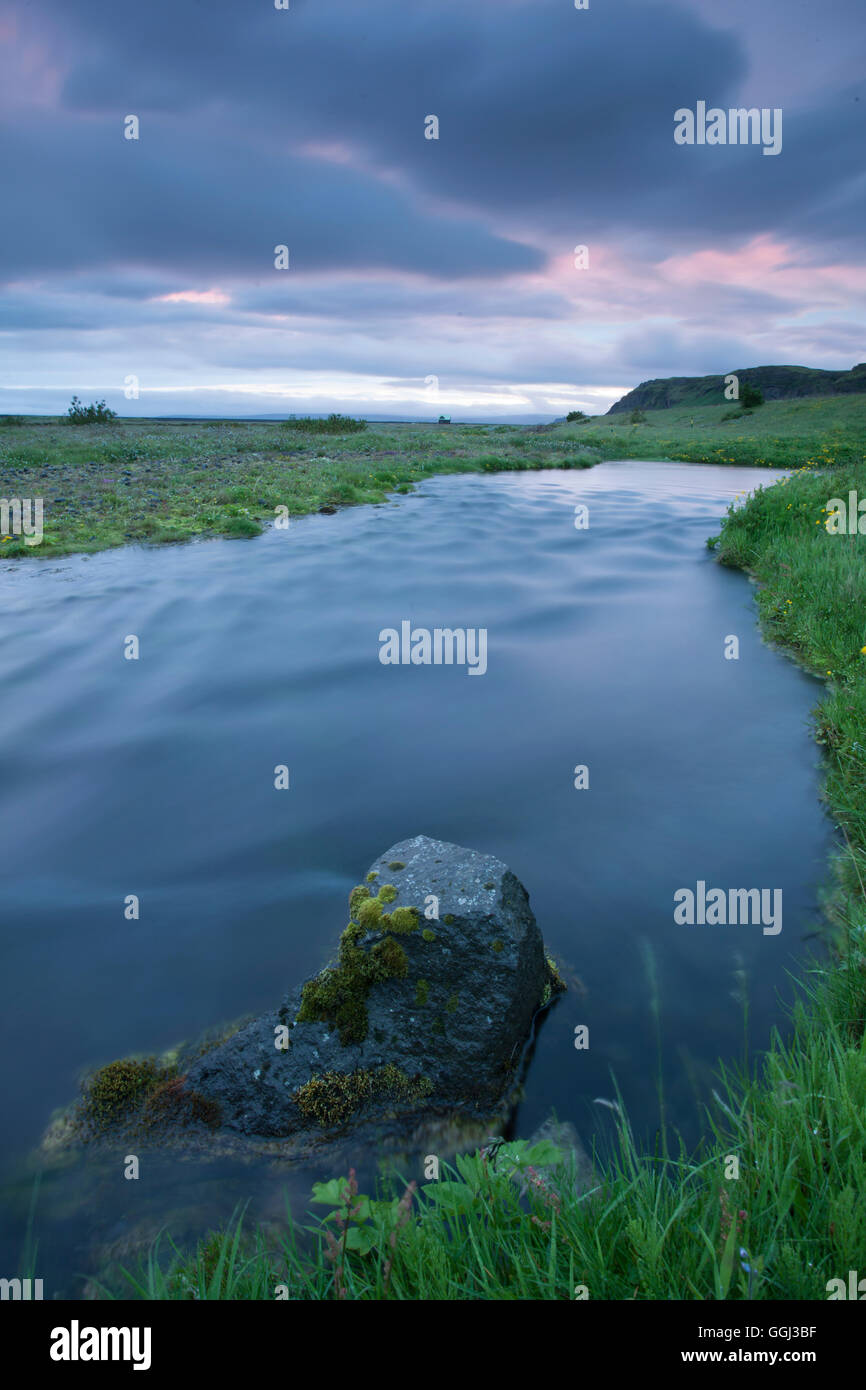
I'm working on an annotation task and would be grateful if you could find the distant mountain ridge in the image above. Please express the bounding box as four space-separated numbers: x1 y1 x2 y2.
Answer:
607 363 866 414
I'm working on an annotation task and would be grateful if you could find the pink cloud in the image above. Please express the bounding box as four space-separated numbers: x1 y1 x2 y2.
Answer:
659 236 866 301
155 288 231 306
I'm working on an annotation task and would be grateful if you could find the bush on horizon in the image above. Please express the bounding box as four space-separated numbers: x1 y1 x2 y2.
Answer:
66 396 118 425
283 414 367 434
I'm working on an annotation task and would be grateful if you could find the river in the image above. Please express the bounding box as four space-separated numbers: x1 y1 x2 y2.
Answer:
0 460 832 1294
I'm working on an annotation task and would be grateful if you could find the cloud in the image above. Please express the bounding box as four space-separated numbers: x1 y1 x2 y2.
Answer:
0 115 541 282
33 0 864 248
0 0 862 408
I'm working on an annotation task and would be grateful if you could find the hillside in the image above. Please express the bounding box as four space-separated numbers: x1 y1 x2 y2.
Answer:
547 392 866 470
607 363 866 414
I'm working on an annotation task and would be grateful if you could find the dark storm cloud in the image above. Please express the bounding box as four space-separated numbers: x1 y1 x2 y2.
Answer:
2 0 862 410
0 114 540 280
34 0 863 252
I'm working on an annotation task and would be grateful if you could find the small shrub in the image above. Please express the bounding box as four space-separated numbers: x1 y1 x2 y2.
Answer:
740 383 764 408
66 396 118 425
630 408 648 424
565 410 588 423
222 514 261 538
283 414 366 434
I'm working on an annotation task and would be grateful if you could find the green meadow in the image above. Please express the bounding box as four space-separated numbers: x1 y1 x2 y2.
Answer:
3 393 865 559
0 415 598 559
556 392 866 470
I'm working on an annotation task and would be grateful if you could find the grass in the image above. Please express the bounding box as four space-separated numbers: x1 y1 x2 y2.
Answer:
107 958 866 1301
0 416 599 558
552 392 866 470
3 395 865 559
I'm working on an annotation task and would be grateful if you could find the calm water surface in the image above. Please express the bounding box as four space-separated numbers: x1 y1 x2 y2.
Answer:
0 461 832 1292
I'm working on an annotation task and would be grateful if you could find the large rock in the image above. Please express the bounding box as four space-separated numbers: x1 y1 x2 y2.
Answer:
185 835 557 1136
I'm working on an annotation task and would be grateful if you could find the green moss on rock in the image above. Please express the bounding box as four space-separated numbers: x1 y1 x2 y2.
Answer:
445 993 459 1014
297 918 409 1045
387 905 419 934
415 979 429 1006
294 1064 433 1128
369 935 409 980
388 861 406 871
81 1057 169 1126
443 913 455 925
492 939 504 953
348 884 371 917
539 954 567 1009
546 955 567 994
422 928 436 943
357 896 383 928
340 921 364 951
365 871 379 883
378 883 398 903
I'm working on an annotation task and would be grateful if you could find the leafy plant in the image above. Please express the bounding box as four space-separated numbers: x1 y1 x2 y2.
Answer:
311 1169 417 1298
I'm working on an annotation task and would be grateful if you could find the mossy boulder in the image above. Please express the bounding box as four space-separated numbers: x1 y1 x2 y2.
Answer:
185 836 557 1137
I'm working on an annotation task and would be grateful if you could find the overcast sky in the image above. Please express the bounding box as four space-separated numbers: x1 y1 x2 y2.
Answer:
0 0 863 419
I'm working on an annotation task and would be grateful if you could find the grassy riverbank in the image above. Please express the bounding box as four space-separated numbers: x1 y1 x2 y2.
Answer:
559 392 866 470
3 394 865 559
98 449 866 1302
0 416 599 559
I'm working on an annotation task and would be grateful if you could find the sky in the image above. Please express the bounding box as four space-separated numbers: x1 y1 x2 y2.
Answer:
0 0 863 420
